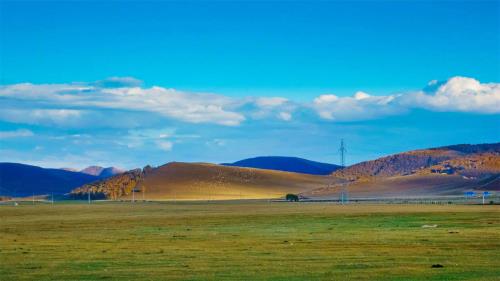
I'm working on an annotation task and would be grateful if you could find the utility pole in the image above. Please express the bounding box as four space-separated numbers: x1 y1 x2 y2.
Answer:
339 139 348 204
51 193 54 205
339 139 346 168
32 192 35 205
88 190 91 204
132 188 135 203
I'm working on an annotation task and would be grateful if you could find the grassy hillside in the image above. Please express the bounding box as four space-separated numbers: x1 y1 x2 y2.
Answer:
70 168 145 200
333 143 500 181
69 143 500 200
307 143 500 199
70 162 332 200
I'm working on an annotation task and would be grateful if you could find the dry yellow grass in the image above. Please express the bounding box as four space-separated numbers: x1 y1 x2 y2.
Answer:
129 162 331 200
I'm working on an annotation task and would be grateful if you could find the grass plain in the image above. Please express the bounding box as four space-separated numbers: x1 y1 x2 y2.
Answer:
0 201 499 281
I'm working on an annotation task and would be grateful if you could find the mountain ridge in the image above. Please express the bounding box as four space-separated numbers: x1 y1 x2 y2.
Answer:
0 163 101 197
80 166 124 178
4 142 498 199
222 156 341 175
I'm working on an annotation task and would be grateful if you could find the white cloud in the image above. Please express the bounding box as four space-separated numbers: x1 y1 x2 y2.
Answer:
119 128 197 150
206 138 226 147
100 86 246 125
115 128 175 148
401 76 500 113
94 77 143 88
251 97 295 121
156 140 173 151
312 76 500 121
0 109 84 127
0 129 34 139
354 91 370 100
128 128 174 140
278 111 292 121
255 97 288 107
0 83 245 126
312 93 401 121
0 76 497 128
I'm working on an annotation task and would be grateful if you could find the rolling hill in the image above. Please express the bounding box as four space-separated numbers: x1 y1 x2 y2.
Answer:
332 143 500 180
222 156 341 175
0 163 101 197
70 162 333 200
66 142 500 201
305 143 500 198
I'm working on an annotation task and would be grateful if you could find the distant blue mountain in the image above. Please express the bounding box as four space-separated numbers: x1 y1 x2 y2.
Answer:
0 163 101 197
222 156 342 175
79 166 124 178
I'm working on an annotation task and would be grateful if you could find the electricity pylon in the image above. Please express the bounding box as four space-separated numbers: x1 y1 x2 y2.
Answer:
339 139 349 204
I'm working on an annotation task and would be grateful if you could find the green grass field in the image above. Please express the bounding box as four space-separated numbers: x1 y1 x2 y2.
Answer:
1 202 499 280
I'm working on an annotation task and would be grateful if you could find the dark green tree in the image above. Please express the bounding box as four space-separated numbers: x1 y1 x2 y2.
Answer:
286 194 299 202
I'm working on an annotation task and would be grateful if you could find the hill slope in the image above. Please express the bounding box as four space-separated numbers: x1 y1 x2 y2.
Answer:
67 143 500 200
0 163 100 197
307 143 500 199
333 143 500 180
223 156 341 175
70 162 333 200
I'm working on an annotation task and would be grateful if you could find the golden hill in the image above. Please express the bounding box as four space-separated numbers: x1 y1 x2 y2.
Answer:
308 144 500 199
303 149 500 198
333 143 500 180
70 162 332 200
70 143 499 200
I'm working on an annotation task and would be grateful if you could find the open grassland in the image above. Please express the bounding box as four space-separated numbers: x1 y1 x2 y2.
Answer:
0 202 499 280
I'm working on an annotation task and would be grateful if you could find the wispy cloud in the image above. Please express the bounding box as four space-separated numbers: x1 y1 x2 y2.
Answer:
0 109 83 126
156 140 173 151
0 129 34 139
93 77 143 88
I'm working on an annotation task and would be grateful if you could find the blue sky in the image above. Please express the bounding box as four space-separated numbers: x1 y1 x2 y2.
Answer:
0 1 499 169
